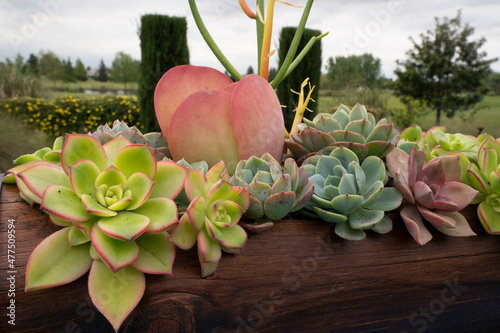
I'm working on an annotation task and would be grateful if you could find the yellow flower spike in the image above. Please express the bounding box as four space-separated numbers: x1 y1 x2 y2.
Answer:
289 77 315 137
239 0 256 19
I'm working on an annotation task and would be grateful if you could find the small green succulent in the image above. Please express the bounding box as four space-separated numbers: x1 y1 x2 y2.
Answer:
286 103 398 162
169 161 251 277
301 146 403 240
230 153 315 232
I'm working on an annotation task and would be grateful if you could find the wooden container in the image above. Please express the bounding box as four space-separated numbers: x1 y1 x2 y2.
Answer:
1 183 500 332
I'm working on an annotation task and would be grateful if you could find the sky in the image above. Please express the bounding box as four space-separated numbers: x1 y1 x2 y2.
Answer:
1 0 500 79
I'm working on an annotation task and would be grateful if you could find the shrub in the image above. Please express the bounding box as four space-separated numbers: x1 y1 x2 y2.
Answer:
0 95 141 138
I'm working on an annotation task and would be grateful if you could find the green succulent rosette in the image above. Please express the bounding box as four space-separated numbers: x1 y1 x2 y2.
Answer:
169 161 251 277
230 153 314 232
7 134 187 331
301 146 403 240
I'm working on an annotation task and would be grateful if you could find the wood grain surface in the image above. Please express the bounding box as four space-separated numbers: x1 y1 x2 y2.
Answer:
1 183 500 333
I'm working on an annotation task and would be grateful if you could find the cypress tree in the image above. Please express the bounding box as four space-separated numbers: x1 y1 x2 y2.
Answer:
138 14 189 132
277 27 322 131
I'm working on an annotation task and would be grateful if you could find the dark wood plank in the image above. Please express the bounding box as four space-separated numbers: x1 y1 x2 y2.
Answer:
1 183 500 332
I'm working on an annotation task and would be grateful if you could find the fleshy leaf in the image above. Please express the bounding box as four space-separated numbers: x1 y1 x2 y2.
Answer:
41 185 92 222
113 144 157 179
363 187 403 211
18 164 71 202
413 181 436 209
149 161 187 199
185 169 209 201
198 227 221 263
69 159 100 198
61 134 108 174
400 205 433 245
331 194 364 215
91 225 140 272
169 213 198 250
478 201 500 234
98 211 150 242
103 136 132 165
89 260 145 332
371 215 393 234
124 172 155 210
312 206 348 223
81 194 118 217
264 192 296 220
418 205 456 228
25 227 92 291
434 182 478 212
133 232 176 275
432 211 476 237
95 166 127 189
335 221 366 241
219 224 247 249
132 198 178 233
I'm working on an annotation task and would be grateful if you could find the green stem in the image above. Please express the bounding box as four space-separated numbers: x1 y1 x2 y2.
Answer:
277 31 329 85
256 0 265 73
269 0 314 89
188 0 243 80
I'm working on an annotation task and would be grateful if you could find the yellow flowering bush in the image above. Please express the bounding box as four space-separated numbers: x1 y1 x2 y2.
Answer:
1 95 142 137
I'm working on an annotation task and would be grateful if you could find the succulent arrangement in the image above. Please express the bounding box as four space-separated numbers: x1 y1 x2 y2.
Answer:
3 0 500 332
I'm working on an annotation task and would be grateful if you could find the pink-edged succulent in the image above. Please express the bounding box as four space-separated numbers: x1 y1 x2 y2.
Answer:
386 146 478 245
154 65 285 174
7 134 187 331
169 161 251 277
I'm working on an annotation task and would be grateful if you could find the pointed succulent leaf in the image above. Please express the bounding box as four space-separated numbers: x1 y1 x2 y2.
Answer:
133 198 178 233
418 157 446 187
330 130 366 144
219 224 247 250
386 147 409 180
366 123 393 142
417 205 456 229
272 174 292 194
478 201 500 234
68 226 90 247
434 182 478 212
490 171 500 194
361 156 385 190
25 227 92 291
225 186 250 212
198 227 221 263
432 211 476 237
360 182 384 207
61 134 109 174
114 144 156 179
302 129 336 152
330 146 359 168
50 214 73 227
344 119 374 139
91 225 140 272
18 163 70 202
107 190 132 211
363 187 403 211
408 147 426 191
349 103 368 121
365 141 395 158
124 172 155 210
187 196 207 231
89 260 145 332
41 185 92 222
478 147 498 179
81 194 118 217
413 181 436 209
206 161 229 186
314 115 343 133
466 163 490 194
331 194 364 215
68 160 100 198
479 138 500 163
264 192 295 220
246 180 272 204
332 105 350 128
102 136 132 165
148 161 187 199
438 154 463 182
133 232 175 275
98 211 150 242
348 208 384 229
208 180 233 203
117 129 149 145
371 215 393 234
338 174 358 195
323 184 340 200
312 206 348 223
185 169 209 201
254 170 273 184
244 156 270 174
335 221 366 240
169 213 198 250
95 165 127 189
315 156 341 179
400 125 423 142
400 205 433 245
244 197 265 219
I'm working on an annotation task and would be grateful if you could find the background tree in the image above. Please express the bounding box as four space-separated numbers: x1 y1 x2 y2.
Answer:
74 58 87 81
26 53 39 74
111 52 140 92
277 27 323 131
393 10 498 125
96 59 108 82
246 66 254 75
39 50 64 82
326 53 382 90
62 57 76 83
138 14 189 131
